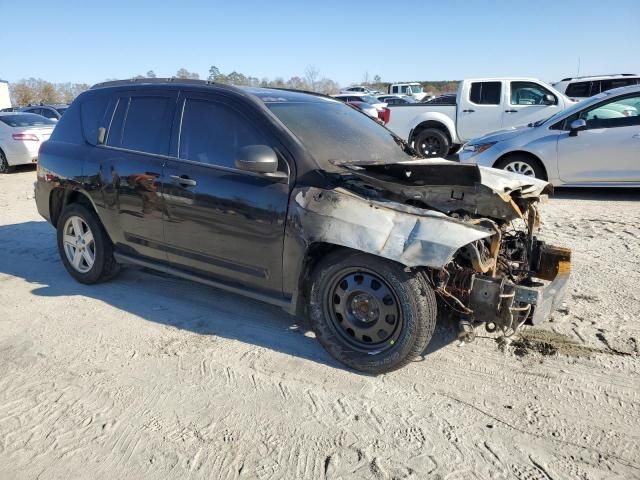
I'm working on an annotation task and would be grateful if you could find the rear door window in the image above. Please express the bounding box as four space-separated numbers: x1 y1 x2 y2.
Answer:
469 82 501 105
107 93 175 155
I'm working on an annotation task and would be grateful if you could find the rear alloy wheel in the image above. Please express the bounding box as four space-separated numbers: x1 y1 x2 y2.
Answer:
62 216 96 274
57 203 120 284
308 251 437 373
494 155 545 179
0 150 14 174
414 128 450 158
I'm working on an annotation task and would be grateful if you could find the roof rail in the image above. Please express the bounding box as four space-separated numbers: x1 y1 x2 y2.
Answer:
270 87 336 101
90 77 216 89
559 73 638 82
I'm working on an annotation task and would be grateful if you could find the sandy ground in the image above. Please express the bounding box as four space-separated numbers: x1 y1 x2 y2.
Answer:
0 168 639 480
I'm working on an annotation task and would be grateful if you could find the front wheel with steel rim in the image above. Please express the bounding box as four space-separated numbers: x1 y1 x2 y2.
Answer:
57 202 120 284
494 155 545 180
308 250 438 373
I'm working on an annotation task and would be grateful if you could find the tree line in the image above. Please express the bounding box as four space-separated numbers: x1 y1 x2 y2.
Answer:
8 65 459 106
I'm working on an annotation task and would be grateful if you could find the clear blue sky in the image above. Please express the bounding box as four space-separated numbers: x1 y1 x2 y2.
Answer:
1 0 638 86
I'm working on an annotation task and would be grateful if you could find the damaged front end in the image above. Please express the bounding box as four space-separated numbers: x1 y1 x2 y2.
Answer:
431 218 571 341
295 159 571 340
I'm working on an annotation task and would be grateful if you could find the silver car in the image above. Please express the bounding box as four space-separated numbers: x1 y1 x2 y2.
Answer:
458 85 640 187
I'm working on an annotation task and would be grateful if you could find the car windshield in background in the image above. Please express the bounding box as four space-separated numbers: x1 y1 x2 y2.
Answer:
361 95 380 104
541 90 612 127
267 101 409 165
55 107 68 115
409 85 423 93
0 113 56 127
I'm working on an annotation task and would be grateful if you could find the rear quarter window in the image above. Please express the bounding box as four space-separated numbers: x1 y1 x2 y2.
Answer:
80 93 111 145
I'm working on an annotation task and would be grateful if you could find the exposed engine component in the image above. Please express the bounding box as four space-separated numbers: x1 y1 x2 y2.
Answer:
430 205 570 341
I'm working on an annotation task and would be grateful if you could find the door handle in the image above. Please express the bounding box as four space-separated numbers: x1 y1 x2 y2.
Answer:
504 109 518 113
169 175 197 187
633 133 640 139
462 109 475 113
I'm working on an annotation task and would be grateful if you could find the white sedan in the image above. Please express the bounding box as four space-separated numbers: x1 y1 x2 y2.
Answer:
0 113 56 173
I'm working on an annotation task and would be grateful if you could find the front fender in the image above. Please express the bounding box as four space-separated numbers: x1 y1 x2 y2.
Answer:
291 187 493 270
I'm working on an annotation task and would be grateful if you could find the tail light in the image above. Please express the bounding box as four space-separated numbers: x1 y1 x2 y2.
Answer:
12 133 39 141
378 107 390 124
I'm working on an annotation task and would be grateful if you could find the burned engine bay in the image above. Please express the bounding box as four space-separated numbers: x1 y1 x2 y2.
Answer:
293 159 571 341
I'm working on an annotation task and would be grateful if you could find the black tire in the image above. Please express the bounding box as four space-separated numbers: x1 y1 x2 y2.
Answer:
413 128 450 158
0 149 15 174
56 203 120 284
494 154 545 180
308 250 437 374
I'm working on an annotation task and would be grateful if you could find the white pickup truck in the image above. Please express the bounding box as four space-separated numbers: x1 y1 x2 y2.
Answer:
385 77 573 157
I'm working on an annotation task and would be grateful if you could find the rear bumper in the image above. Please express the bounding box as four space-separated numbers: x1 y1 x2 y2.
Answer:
5 150 38 166
34 179 53 224
469 243 571 326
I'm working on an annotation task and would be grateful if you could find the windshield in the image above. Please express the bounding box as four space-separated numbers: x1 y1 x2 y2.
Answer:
267 101 409 165
409 85 423 94
56 107 68 115
0 113 56 127
539 90 611 127
361 95 381 104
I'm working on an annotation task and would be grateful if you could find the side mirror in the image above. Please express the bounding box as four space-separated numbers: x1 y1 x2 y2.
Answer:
543 94 556 105
235 145 280 174
569 118 587 136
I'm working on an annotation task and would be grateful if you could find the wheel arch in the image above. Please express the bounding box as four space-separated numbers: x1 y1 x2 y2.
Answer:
409 120 454 147
493 151 548 181
50 187 106 233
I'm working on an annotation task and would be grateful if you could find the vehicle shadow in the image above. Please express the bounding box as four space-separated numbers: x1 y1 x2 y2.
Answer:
553 187 640 201
0 220 458 373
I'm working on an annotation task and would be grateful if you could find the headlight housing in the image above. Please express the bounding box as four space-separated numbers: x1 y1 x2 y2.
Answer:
462 141 496 157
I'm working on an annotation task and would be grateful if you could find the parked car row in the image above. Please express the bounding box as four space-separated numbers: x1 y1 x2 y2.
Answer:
331 93 391 124
458 84 640 186
0 112 56 172
20 103 69 120
385 77 573 157
0 102 69 171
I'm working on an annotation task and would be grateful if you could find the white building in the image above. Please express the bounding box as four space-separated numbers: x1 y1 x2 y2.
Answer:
0 80 11 109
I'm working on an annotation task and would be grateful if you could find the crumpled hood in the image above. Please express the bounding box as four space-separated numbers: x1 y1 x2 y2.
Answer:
331 158 552 220
476 163 552 199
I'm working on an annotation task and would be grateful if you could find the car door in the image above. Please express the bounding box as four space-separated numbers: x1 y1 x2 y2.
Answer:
557 92 640 183
502 81 561 129
457 81 504 141
161 91 291 297
88 89 178 262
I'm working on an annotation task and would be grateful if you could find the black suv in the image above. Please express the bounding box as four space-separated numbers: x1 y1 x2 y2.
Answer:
35 78 570 373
